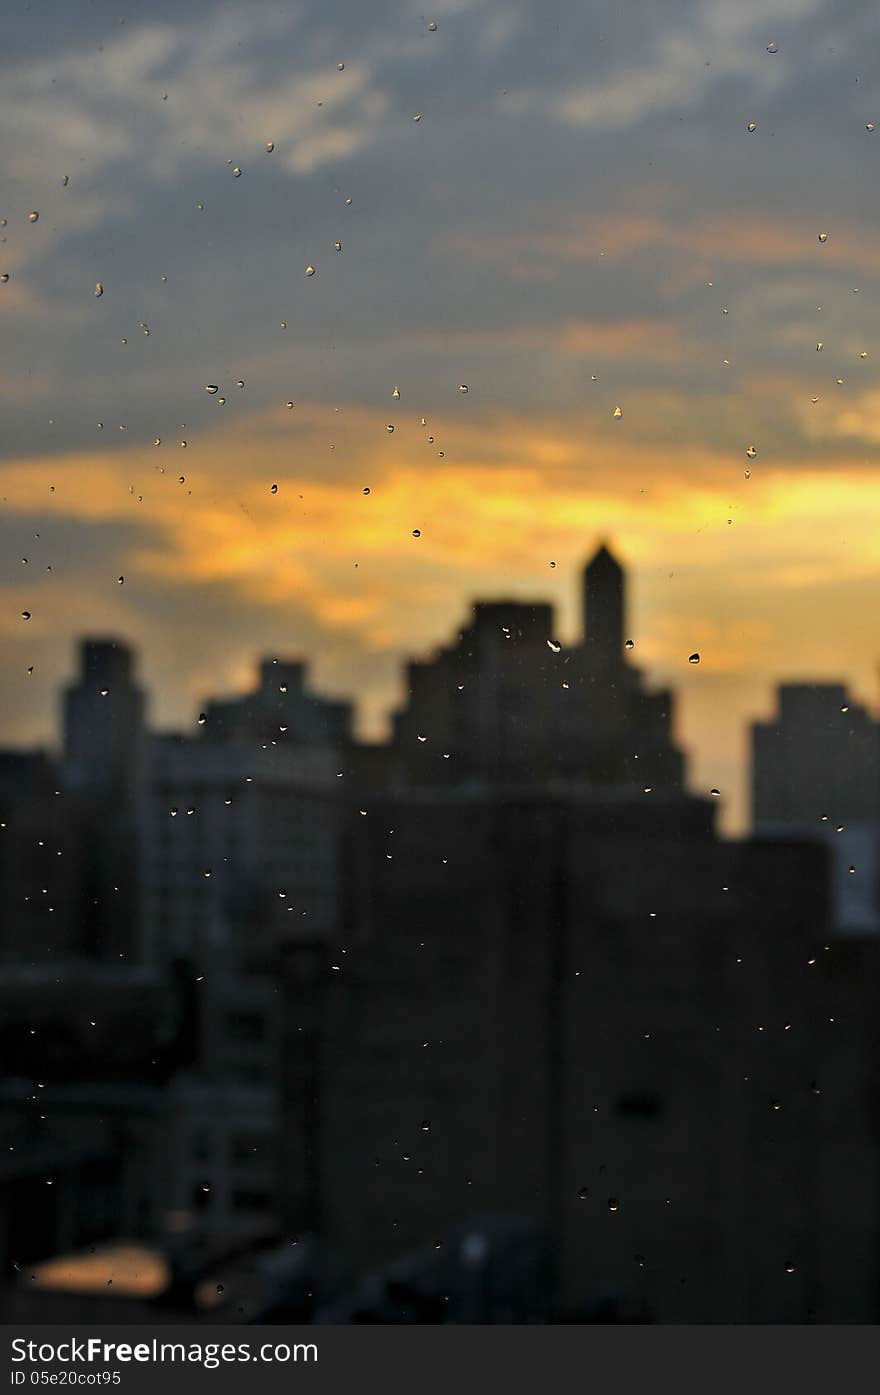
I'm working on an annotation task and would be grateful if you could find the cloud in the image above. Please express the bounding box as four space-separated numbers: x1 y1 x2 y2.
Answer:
389 318 686 361
0 7 394 251
453 213 880 283
505 0 823 131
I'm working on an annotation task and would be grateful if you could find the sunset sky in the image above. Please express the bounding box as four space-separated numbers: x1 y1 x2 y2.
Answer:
2 0 880 831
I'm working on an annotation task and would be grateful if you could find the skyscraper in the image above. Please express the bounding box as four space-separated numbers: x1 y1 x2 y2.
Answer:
583 541 624 662
751 683 880 933
389 544 683 790
61 639 146 960
62 640 145 797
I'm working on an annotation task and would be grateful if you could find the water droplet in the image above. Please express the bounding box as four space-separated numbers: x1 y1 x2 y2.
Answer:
746 121 757 132
785 1262 796 1274
117 576 124 585
232 166 242 177
27 211 39 223
816 341 824 351
197 713 207 726
710 787 720 798
20 611 30 621
0 274 8 284
392 386 401 399
412 528 421 537
344 196 352 206
363 486 371 495
94 282 103 297
458 383 469 394
688 652 701 665
205 384 219 394
624 638 634 650
286 401 294 410
766 41 778 53
818 231 829 243
334 241 342 252
428 20 438 30
608 1198 619 1213
270 483 278 494
420 1120 430 1131
859 350 868 359
337 61 345 71
153 437 161 446
216 1283 225 1295
305 264 316 276
578 1187 589 1200
386 423 395 433
745 445 757 459
612 404 623 419
867 123 875 132
264 140 275 152
547 639 562 653
413 112 422 122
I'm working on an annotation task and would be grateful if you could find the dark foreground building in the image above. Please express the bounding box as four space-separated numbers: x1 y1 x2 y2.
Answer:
280 545 880 1322
300 788 880 1322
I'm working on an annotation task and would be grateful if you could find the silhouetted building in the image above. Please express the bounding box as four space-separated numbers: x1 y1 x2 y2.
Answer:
200 659 352 749
135 661 349 1245
752 684 880 933
63 640 145 796
390 544 683 789
138 737 341 968
0 751 75 964
61 639 146 960
307 784 880 1322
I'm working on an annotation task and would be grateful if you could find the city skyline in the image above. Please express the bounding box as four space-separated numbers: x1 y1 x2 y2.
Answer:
3 543 875 834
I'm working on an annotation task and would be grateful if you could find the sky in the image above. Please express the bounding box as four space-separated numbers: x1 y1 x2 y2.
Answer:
2 0 880 832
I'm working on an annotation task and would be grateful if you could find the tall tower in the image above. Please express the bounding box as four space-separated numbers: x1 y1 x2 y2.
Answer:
62 638 145 794
583 542 625 659
61 638 146 960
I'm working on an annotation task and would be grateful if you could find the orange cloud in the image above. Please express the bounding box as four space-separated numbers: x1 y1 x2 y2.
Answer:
391 318 685 361
3 400 880 834
453 214 880 279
